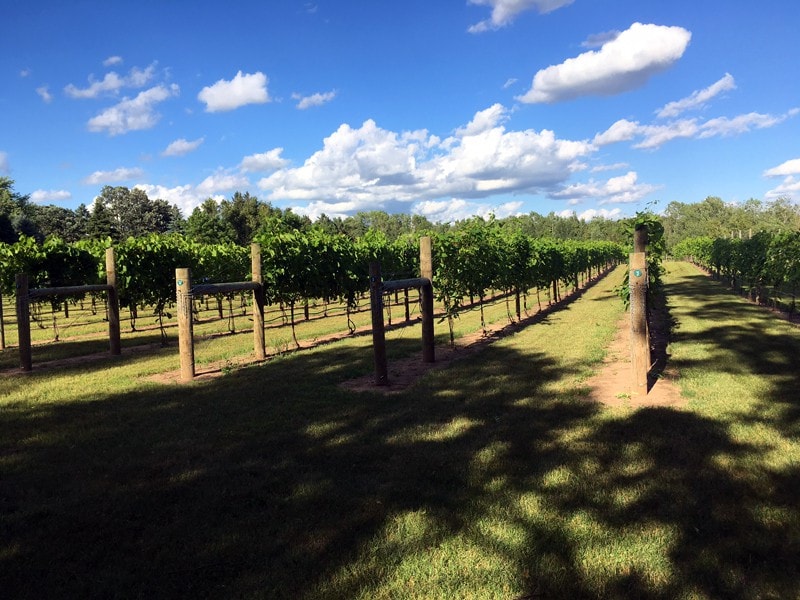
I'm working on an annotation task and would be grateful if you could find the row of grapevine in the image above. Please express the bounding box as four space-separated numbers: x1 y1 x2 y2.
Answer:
673 232 800 312
431 219 625 343
2 224 625 347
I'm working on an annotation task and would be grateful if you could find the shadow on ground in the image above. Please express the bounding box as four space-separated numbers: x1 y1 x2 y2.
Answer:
2 267 799 598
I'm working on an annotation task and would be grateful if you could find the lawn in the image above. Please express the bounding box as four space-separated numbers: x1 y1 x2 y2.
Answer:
1 262 798 599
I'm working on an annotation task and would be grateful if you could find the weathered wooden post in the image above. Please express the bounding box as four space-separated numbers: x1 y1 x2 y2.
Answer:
105 248 121 356
630 250 649 395
176 268 195 382
15 274 32 372
251 243 266 360
0 293 5 350
370 261 388 385
420 236 434 363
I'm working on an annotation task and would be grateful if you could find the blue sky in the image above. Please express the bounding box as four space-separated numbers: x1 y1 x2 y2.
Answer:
2 0 799 223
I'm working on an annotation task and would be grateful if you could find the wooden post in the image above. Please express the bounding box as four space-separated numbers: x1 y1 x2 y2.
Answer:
176 268 195 382
0 293 5 350
420 236 432 281
630 252 648 395
106 248 121 356
16 274 32 372
634 223 648 254
419 236 435 363
370 261 388 386
421 280 435 363
251 243 266 360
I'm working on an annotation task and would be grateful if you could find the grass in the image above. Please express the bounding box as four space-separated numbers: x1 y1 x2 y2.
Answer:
2 262 799 598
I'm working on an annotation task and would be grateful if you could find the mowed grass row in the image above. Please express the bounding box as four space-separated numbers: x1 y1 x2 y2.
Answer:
2 262 799 598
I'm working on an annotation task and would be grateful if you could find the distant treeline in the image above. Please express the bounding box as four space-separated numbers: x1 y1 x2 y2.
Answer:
2 177 798 249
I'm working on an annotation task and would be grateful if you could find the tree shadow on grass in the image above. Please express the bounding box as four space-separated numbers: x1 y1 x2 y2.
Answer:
3 268 800 598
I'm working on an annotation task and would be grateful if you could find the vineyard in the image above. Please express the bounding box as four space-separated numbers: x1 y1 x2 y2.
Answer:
0 222 625 371
673 231 800 314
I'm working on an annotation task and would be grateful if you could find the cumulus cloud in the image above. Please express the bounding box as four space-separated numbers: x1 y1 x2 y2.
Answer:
82 167 145 185
87 84 179 135
162 137 204 157
103 56 123 67
30 189 72 204
656 73 736 118
576 207 624 221
764 159 800 200
765 177 800 201
196 171 251 195
764 158 800 177
239 149 290 173
517 22 691 104
581 30 620 49
258 104 594 213
36 86 53 103
591 162 629 173
549 171 660 204
64 63 158 99
134 183 210 217
593 107 797 151
468 0 574 33
293 90 337 109
0 151 8 174
411 198 524 224
198 71 270 112
698 111 794 138
593 119 641 146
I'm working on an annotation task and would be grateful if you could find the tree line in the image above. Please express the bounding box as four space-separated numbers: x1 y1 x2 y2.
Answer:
2 177 633 246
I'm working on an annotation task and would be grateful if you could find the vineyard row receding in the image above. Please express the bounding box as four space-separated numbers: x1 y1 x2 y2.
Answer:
673 231 800 313
1 224 626 361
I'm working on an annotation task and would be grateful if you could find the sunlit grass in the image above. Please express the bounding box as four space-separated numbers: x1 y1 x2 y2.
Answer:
3 263 800 598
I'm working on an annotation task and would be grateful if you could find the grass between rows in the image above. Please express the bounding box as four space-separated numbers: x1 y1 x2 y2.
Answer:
1 262 799 599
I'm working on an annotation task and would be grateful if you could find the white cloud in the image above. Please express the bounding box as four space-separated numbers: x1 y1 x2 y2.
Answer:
764 158 800 177
293 90 337 109
503 78 518 89
591 162 629 173
198 71 270 112
517 22 691 104
82 167 145 185
64 63 157 99
259 105 594 213
656 73 736 118
196 171 251 195
30 189 72 204
0 151 8 174
576 207 623 221
162 137 205 157
593 119 641 146
20 68 31 77
697 111 791 138
765 176 800 201
593 107 797 151
634 119 699 149
103 56 123 67
549 171 660 204
581 30 620 49
36 86 53 103
454 103 508 137
468 0 574 33
134 183 213 218
410 198 524 224
87 84 179 135
239 148 290 173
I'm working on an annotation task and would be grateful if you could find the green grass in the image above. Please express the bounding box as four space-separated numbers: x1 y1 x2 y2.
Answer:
2 263 799 599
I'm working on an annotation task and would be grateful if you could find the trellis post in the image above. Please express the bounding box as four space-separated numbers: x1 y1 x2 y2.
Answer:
15 274 32 371
370 261 389 385
251 243 266 360
176 268 195 382
630 222 649 395
106 248 121 356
